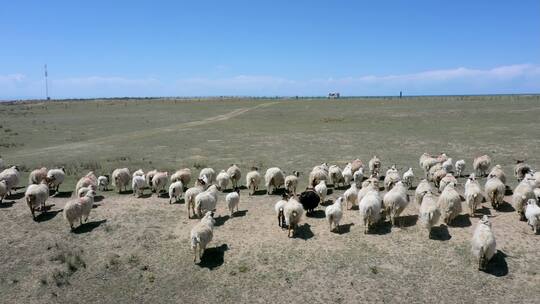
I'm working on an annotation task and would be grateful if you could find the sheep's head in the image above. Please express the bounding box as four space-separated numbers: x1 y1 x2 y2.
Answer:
526 199 538 207
479 215 491 227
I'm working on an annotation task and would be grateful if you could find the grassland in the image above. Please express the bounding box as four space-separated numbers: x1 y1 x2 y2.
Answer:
1 95 540 303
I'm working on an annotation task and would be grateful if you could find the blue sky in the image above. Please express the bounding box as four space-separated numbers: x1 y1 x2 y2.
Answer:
1 0 539 99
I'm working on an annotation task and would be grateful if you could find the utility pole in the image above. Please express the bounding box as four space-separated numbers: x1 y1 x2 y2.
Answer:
44 64 50 100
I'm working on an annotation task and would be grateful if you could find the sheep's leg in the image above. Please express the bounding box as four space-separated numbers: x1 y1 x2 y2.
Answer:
193 245 198 262
288 225 292 237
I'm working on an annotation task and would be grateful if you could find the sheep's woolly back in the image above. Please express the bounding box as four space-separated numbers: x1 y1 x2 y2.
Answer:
25 183 49 208
190 213 215 250
265 167 285 188
419 193 440 229
63 200 82 227
28 167 47 185
0 166 20 190
488 165 506 184
512 179 535 214
284 198 303 226
359 191 382 228
112 168 131 188
227 165 241 181
415 179 432 205
471 216 497 261
525 200 540 231
47 168 66 186
199 168 216 184
437 183 461 224
325 197 343 227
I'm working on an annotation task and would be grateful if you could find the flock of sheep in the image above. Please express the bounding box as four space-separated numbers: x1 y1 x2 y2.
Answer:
1 153 540 269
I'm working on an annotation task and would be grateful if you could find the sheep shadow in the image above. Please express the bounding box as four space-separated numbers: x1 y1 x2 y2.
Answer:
450 214 472 227
327 189 334 195
430 225 452 241
484 250 508 277
504 187 513 196
35 208 62 222
409 185 417 191
253 189 267 196
53 191 73 198
139 193 153 199
6 192 24 200
399 214 418 227
334 185 349 191
372 221 392 235
320 199 333 207
198 244 229 270
294 223 314 240
170 198 185 205
231 210 248 217
497 201 515 213
379 186 386 192
222 188 234 193
306 210 325 219
119 190 134 195
238 185 248 190
0 201 16 208
214 215 230 227
336 223 354 235
269 188 286 196
474 207 492 217
348 205 359 211
73 219 107 234
94 195 105 203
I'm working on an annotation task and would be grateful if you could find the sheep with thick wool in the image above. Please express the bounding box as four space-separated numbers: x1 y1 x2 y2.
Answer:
415 179 432 206
25 180 49 220
471 215 497 270
169 181 184 204
47 167 65 193
80 189 96 223
216 170 231 191
329 165 344 187
342 163 353 186
226 164 241 189
199 167 216 185
455 159 466 177
190 211 215 263
368 155 381 175
314 180 328 204
284 197 304 237
75 172 97 196
145 169 158 190
402 168 414 189
512 178 536 221
171 168 191 186
63 200 83 230
226 188 240 217
133 169 145 177
112 168 131 193
485 176 505 210
465 173 483 216
359 189 382 234
325 197 344 232
418 191 441 238
28 167 47 185
383 181 409 226
441 158 454 173
473 155 492 177
152 171 168 195
0 180 7 204
525 199 540 234
308 166 328 188
384 167 401 191
195 185 219 218
132 175 147 197
274 193 289 228
265 167 285 195
353 167 364 188
185 180 206 218
488 165 506 185
284 171 300 195
437 182 462 225
439 173 458 193
343 182 359 210
246 167 261 195
0 166 20 195
514 161 532 182
97 175 109 191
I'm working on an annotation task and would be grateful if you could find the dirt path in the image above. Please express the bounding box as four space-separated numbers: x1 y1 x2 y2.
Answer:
12 101 280 158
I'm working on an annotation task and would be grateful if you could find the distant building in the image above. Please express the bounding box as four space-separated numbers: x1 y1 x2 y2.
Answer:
328 92 340 99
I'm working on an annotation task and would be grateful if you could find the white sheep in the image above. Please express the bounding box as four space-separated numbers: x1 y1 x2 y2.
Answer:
97 175 109 191
343 182 359 210
152 171 168 195
47 167 65 193
350 159 364 173
265 167 285 195
512 178 536 220
368 155 381 175
199 167 216 185
383 181 409 226
77 186 92 198
25 181 49 220
418 191 440 238
171 168 192 186
485 176 505 210
226 164 241 188
274 194 289 228
415 179 432 206
534 188 540 201
190 211 215 263
0 180 7 204
0 165 20 195
402 168 414 189
353 167 364 188
357 181 379 206
80 189 96 223
437 182 462 225
195 185 219 218
455 159 466 177
169 181 184 204
284 171 300 195
525 199 540 234
112 168 131 193
471 215 497 270
329 165 344 187
358 189 382 234
226 188 240 217
63 200 83 230
473 155 492 177
342 163 353 186
439 173 458 193
75 172 97 196
465 173 483 216
133 169 145 177
325 197 344 232
284 197 304 237
132 175 147 197
514 161 532 182
488 165 506 185
246 167 262 195
384 167 400 191
308 166 328 188
531 171 540 189
28 167 47 185
314 180 327 203
185 181 206 218
419 153 446 178
216 170 231 191
145 169 158 189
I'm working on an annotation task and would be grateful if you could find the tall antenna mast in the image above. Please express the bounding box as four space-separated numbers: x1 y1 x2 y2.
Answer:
44 64 50 100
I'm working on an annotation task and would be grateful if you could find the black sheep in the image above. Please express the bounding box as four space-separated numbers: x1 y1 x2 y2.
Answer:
299 188 320 215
